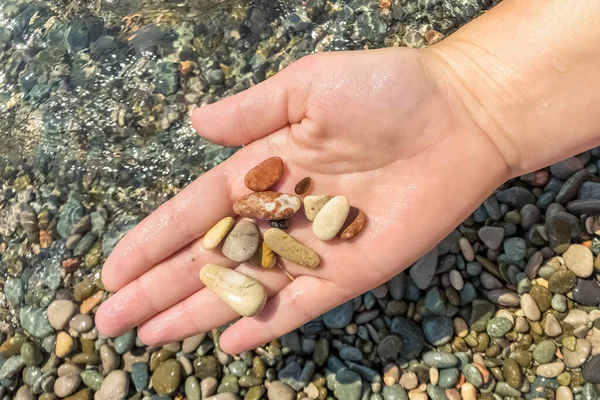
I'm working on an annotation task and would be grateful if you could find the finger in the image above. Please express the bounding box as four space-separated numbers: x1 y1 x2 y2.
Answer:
136 263 291 345
95 238 235 337
219 275 346 354
191 55 316 146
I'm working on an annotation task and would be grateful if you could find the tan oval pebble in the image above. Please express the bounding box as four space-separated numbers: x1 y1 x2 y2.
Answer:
556 386 574 400
56 331 74 358
100 344 120 374
199 264 267 317
562 338 592 368
48 300 77 331
263 228 321 269
202 217 235 250
461 382 477 400
459 237 474 261
544 313 562 337
205 393 241 400
481 272 503 290
520 293 541 321
487 289 520 306
222 220 260 262
313 196 350 241
399 372 418 390
429 368 439 385
445 388 461 400
234 191 301 220
449 270 464 291
96 370 129 400
408 392 428 400
453 317 468 338
54 374 81 397
303 195 331 222
16 385 34 400
58 363 82 377
250 241 277 269
340 209 367 240
563 244 594 278
182 333 206 354
383 364 400 386
514 316 530 333
244 156 284 192
536 361 565 378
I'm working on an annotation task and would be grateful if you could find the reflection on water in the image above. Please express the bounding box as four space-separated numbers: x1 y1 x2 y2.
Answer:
0 0 494 363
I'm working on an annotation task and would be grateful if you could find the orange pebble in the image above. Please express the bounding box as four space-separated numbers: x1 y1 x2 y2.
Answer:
455 373 466 389
80 291 103 314
474 364 491 384
583 240 592 248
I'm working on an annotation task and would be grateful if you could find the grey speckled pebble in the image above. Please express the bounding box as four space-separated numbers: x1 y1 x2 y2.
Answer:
382 384 408 400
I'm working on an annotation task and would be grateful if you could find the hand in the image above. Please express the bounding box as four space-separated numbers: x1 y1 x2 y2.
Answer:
95 47 509 354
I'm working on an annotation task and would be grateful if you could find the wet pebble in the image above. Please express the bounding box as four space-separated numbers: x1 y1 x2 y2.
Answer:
54 374 81 397
96 370 129 400
48 300 76 330
422 315 453 346
563 244 593 278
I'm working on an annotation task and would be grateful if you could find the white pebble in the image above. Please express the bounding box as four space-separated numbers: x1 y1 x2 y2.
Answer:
521 293 541 321
459 237 475 261
449 270 464 291
556 386 574 400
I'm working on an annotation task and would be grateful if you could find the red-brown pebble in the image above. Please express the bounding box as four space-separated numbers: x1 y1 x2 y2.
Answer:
233 191 302 220
340 209 367 240
295 177 312 195
244 156 284 192
62 258 80 273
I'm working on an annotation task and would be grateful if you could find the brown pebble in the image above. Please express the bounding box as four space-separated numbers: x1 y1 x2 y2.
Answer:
244 156 284 192
295 177 312 195
341 209 367 240
233 191 301 220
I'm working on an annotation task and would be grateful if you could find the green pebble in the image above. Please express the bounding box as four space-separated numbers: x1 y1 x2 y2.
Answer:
512 349 533 368
486 317 514 338
239 375 263 387
562 336 577 351
490 366 503 382
533 340 557 364
81 370 104 391
557 372 571 386
502 358 522 389
150 348 174 371
64 389 92 400
426 383 448 400
548 269 578 294
244 385 265 400
73 277 97 302
314 338 329 367
517 334 533 350
0 334 25 358
152 358 181 396
381 384 409 400
469 299 496 333
70 352 101 365
438 368 459 389
194 355 221 379
40 394 60 400
462 364 483 387
218 380 240 394
476 332 490 352
495 382 521 397
485 343 501 357
252 356 266 378
21 342 42 366
530 285 553 312
185 376 201 400
114 330 136 356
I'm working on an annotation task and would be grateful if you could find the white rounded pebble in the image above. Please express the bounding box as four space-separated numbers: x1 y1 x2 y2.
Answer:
399 372 418 390
521 293 541 321
544 313 562 337
556 386 574 400
481 272 503 290
461 382 477 400
312 195 350 241
54 374 81 398
562 244 594 278
449 270 464 291
459 237 475 261
536 361 565 378
96 370 129 400
47 300 77 330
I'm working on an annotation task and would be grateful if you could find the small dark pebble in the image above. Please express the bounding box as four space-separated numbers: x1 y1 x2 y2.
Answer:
294 177 312 195
269 220 290 230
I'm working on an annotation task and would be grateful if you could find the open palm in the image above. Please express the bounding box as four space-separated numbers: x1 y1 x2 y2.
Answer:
95 47 509 354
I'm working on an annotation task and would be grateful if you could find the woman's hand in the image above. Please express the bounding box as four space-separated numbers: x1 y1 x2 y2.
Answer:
95 47 509 354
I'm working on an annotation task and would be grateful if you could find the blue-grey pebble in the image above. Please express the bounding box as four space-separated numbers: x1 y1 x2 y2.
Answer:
582 382 597 400
340 346 363 362
579 181 600 200
462 363 483 387
114 330 136 354
466 262 483 276
495 382 521 397
131 362 149 391
460 282 477 305
438 368 460 389
404 279 422 303
363 292 376 310
4 279 24 306
425 288 446 315
422 316 454 346
486 317 513 338
483 196 502 221
516 272 532 295
422 351 458 368
427 384 448 400
474 205 489 223
281 332 301 354
346 362 380 383
382 384 408 400
389 317 425 359
0 356 25 380
503 237 527 261
551 294 568 312
387 273 406 301
19 306 53 338
496 187 536 209
323 301 354 329
334 370 362 400
278 361 303 391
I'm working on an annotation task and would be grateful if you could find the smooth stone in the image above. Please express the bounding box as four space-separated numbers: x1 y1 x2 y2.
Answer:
551 294 567 312
469 299 496 333
55 332 74 358
496 187 535 209
389 317 425 359
201 377 219 397
47 300 76 330
100 345 119 374
564 309 590 329
582 354 600 383
114 330 135 354
376 335 402 360
422 316 453 346
563 338 591 368
521 204 542 230
152 358 181 396
341 209 368 240
130 362 149 391
544 313 562 337
533 340 557 364
323 301 354 329
70 314 94 333
54 374 81 397
185 376 201 400
422 352 458 368
520 293 541 321
548 269 578 294
551 157 584 180
21 342 42 366
525 251 544 279
96 370 129 400
334 370 362 400
313 195 350 241
546 214 572 253
425 287 446 315
199 264 267 317
438 368 459 389
81 370 103 391
202 217 235 250
556 169 589 204
449 270 464 291
566 199 600 215
556 386 574 400
426 384 447 400
409 248 439 290
228 360 248 377
264 228 321 269
204 395 240 400
182 334 206 354
294 177 312 195
486 317 513 338
0 355 25 379
486 289 520 307
233 192 301 220
303 195 332 222
399 372 418 390
387 273 407 301
462 364 483 388
244 156 283 192
268 381 295 400
579 181 600 200
563 244 594 278
15 385 35 400
502 358 522 389
536 362 565 378
250 241 277 269
478 226 505 250
222 221 260 262
504 237 527 261
572 277 600 306
382 384 408 400
495 382 521 397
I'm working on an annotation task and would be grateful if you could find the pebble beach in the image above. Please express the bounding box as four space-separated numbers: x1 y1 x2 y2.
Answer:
4 0 600 399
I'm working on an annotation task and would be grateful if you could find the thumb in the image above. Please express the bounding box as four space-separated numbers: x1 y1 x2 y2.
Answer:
191 55 315 146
